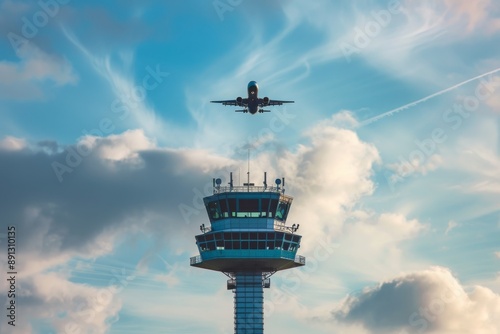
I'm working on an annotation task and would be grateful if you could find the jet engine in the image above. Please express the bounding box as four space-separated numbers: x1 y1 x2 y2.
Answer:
236 97 243 106
263 97 270 105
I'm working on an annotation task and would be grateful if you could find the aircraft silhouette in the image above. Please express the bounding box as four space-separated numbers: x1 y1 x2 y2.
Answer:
211 81 294 114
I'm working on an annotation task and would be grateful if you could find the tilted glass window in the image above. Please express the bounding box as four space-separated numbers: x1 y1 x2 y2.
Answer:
275 201 290 221
261 198 278 218
206 200 222 220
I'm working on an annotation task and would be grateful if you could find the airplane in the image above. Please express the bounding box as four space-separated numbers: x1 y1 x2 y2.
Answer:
211 81 294 114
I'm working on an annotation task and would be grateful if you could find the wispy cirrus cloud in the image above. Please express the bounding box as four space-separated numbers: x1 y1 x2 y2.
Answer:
61 27 186 145
445 220 458 235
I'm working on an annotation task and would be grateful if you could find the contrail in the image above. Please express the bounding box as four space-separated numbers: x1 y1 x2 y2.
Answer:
360 67 500 126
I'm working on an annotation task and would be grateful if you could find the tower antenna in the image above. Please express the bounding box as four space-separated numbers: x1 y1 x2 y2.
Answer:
247 147 250 192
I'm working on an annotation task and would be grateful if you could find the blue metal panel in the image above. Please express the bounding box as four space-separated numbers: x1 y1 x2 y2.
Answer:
234 272 263 334
210 218 275 231
200 249 297 261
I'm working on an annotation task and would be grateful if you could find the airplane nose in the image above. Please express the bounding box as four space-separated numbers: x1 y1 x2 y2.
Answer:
248 81 258 89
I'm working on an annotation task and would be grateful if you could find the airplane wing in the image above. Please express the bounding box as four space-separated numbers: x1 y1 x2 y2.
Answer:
211 99 247 106
258 99 294 106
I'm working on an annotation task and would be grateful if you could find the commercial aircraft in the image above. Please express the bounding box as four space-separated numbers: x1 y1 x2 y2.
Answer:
211 81 294 114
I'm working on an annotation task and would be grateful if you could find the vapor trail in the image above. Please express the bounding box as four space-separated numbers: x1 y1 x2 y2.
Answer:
360 67 500 126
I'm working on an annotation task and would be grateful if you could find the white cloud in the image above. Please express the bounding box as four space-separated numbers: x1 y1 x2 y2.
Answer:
81 128 156 161
495 252 500 259
486 93 500 111
387 154 442 181
240 113 428 306
0 269 124 333
331 266 500 334
441 0 500 33
0 129 237 332
0 136 26 151
273 112 380 249
482 75 500 111
445 220 458 235
315 0 500 90
34 273 122 334
0 42 77 100
329 212 426 281
443 122 500 195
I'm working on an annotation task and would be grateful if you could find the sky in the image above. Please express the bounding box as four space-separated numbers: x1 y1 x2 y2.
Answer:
0 0 500 333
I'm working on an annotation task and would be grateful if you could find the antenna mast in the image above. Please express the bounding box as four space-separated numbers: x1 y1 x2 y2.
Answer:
247 147 250 192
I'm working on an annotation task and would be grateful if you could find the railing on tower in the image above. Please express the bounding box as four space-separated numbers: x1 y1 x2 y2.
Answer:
212 172 286 194
213 185 282 194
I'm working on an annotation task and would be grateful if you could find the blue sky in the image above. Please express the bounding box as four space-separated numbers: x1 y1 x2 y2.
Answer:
1 0 500 333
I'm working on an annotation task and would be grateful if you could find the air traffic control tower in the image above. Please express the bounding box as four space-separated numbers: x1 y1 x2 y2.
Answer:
190 172 305 333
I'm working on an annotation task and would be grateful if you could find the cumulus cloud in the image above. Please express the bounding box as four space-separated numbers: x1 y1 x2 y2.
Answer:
0 129 235 332
254 113 428 290
274 112 380 249
2 128 234 257
18 272 123 334
80 128 156 161
332 266 500 334
330 212 425 281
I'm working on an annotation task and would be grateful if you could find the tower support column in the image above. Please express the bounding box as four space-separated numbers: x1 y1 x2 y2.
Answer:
234 272 264 334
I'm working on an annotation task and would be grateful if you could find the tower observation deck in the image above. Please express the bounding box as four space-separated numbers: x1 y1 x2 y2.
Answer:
190 172 305 334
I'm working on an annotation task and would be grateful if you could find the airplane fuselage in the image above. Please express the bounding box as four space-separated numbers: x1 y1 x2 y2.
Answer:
247 80 260 114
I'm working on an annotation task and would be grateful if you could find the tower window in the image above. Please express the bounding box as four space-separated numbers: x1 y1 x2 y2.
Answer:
219 198 229 218
228 198 237 217
275 201 290 221
206 200 222 220
237 199 260 217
